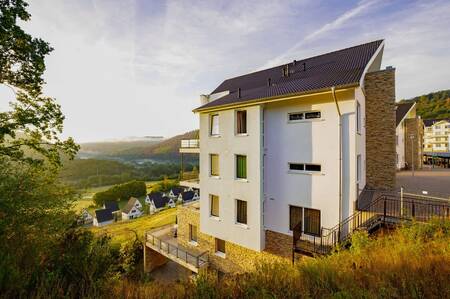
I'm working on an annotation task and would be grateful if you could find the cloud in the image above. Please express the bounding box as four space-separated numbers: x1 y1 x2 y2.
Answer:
261 0 380 69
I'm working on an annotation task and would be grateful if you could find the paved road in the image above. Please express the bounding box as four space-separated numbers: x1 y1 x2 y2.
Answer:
396 168 450 198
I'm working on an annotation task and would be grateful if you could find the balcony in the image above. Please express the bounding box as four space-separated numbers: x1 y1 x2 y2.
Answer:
179 139 200 154
145 225 208 273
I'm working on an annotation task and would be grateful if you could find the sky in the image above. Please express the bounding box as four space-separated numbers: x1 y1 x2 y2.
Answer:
1 0 450 142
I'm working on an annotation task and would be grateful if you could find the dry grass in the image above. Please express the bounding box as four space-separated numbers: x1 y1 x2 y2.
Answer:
90 208 176 244
113 219 450 298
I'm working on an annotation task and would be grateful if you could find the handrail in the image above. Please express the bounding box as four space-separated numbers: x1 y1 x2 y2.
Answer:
145 231 208 268
294 193 450 256
180 139 200 148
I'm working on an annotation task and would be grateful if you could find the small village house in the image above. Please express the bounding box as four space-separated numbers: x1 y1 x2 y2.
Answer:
93 209 114 227
147 192 175 214
121 197 143 220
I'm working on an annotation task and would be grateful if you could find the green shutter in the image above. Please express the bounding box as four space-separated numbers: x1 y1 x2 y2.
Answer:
237 155 247 179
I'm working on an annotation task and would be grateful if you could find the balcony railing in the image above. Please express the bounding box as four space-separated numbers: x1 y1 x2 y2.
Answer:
145 230 208 271
181 139 199 148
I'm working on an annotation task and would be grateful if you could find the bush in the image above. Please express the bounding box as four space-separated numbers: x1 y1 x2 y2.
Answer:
93 180 146 206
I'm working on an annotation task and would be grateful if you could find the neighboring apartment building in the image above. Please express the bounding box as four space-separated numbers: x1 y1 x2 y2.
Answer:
423 119 450 153
144 40 397 274
395 102 423 170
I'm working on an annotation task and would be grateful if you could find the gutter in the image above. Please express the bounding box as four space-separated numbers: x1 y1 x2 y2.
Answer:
331 86 343 232
193 84 358 114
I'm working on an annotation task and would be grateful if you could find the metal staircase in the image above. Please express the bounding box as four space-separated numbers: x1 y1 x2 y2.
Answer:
293 192 450 257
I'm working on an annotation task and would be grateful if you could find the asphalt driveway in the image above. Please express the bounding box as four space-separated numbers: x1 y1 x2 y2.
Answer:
396 168 450 199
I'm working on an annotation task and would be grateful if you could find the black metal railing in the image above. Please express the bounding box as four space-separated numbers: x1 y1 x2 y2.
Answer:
145 232 208 269
294 194 450 256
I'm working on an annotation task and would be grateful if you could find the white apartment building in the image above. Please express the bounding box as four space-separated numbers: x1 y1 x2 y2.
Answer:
193 40 394 256
144 40 397 274
423 119 450 153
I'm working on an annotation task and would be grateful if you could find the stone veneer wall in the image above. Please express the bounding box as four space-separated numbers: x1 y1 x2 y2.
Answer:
365 69 396 190
404 118 424 170
177 205 290 273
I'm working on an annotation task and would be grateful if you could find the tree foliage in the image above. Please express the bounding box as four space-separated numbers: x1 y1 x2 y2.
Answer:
92 180 147 206
0 0 79 167
401 89 450 120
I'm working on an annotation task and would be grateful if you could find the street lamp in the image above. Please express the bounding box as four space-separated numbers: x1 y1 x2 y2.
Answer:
410 134 415 177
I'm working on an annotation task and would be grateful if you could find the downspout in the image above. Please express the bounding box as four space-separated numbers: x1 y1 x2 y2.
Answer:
331 87 343 236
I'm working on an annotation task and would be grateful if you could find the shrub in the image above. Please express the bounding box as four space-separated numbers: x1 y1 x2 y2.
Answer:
93 180 146 206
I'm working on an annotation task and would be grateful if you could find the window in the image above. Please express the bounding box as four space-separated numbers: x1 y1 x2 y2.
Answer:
305 164 321 172
289 206 303 231
210 195 219 217
189 224 198 243
356 101 361 133
215 238 225 255
289 163 304 171
210 114 219 136
357 154 361 182
304 208 321 236
236 155 247 179
289 163 321 173
210 154 219 176
288 111 321 122
236 200 247 224
236 110 247 134
305 111 321 119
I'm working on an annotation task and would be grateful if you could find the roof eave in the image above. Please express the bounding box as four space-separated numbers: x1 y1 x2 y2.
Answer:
193 83 359 114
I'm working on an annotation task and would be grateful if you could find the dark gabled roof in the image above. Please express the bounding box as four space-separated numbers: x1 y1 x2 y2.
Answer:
152 195 171 209
423 118 450 127
95 209 113 223
170 186 185 196
122 197 140 214
104 201 120 212
196 40 384 111
181 191 196 202
395 102 415 126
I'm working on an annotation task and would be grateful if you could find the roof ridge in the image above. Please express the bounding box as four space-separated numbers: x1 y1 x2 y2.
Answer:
213 39 384 92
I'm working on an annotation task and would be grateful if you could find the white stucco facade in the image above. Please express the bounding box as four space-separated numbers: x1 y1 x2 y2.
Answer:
199 105 264 251
263 89 362 235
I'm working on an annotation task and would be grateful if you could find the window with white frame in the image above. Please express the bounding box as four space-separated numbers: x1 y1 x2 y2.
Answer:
288 110 321 122
236 199 247 225
289 162 321 173
236 110 247 134
210 114 219 136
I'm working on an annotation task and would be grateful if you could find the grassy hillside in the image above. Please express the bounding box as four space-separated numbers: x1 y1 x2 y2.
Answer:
90 208 176 244
60 158 186 189
401 89 450 119
79 138 163 157
116 219 450 298
115 130 199 162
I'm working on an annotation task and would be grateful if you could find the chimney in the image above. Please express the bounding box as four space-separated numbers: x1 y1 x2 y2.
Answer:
237 88 241 98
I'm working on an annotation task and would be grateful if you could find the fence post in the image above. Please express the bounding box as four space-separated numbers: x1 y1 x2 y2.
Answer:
400 187 404 218
383 197 387 223
412 201 415 218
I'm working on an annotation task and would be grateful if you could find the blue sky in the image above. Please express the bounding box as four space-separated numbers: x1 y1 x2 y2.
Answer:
1 0 449 142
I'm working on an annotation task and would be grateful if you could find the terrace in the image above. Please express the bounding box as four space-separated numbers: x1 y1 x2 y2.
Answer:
144 223 208 273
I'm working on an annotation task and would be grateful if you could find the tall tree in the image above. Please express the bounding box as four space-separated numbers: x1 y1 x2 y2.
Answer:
0 0 79 166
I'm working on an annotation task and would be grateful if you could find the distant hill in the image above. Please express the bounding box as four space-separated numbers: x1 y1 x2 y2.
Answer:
115 130 199 162
400 89 450 120
79 137 164 158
